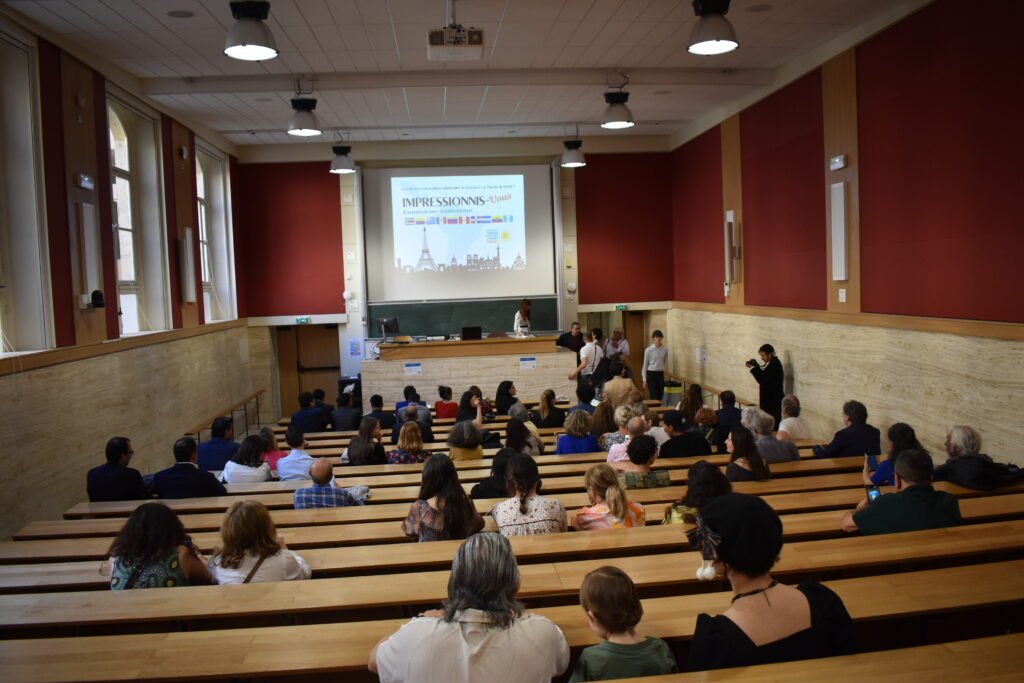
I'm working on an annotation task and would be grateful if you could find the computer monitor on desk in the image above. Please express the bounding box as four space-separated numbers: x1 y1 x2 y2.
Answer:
377 317 400 340
461 326 482 341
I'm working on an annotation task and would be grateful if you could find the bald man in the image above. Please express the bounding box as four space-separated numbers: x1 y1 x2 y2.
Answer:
293 457 367 509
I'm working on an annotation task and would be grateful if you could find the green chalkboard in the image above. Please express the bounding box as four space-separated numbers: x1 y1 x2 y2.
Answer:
367 297 558 338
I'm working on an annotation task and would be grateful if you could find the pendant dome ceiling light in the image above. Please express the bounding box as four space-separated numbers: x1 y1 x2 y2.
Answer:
330 145 356 174
288 96 322 137
600 73 635 130
688 0 739 56
224 1 278 61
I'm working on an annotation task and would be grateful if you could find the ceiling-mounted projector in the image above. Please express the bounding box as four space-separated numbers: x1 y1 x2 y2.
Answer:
427 26 483 61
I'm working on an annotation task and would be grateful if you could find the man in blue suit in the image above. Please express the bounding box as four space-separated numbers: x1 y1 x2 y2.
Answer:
713 390 743 453
196 416 239 471
813 400 882 465
153 437 227 499
86 437 148 502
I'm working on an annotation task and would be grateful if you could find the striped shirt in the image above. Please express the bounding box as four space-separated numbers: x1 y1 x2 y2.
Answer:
294 483 363 509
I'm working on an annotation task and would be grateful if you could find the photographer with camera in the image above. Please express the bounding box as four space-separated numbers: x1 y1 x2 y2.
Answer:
746 344 784 428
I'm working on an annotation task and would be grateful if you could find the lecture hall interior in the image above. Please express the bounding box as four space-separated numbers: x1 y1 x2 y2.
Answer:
0 0 1022 681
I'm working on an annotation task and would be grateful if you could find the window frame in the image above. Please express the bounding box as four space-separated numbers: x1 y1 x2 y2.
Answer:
194 143 236 322
108 103 144 334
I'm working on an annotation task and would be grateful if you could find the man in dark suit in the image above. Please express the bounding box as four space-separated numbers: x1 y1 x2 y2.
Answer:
713 390 743 453
366 394 396 430
658 410 712 458
197 416 239 472
746 343 785 428
813 400 882 464
331 392 362 432
390 403 435 445
291 391 330 435
313 388 333 418
153 437 228 499
86 437 148 502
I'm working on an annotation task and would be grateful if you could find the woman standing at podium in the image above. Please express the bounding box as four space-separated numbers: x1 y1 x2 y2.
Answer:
514 298 532 337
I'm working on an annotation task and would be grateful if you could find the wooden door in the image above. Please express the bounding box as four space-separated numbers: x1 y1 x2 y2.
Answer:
276 325 341 414
624 312 646 389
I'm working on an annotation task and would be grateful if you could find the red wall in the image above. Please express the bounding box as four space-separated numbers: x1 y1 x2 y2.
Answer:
740 70 827 310
574 153 673 304
857 0 1024 323
671 126 725 303
234 162 345 316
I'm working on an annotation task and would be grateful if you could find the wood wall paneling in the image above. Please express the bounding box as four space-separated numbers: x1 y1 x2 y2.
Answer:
171 120 199 328
822 51 863 313
719 115 744 306
187 130 205 325
160 115 182 329
276 327 300 416
91 70 119 338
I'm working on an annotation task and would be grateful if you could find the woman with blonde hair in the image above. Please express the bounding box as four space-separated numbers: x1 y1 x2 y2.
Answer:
572 463 645 530
208 500 311 584
389 421 432 464
601 405 635 450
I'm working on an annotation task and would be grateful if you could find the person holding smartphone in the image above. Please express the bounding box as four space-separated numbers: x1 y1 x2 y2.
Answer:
745 344 784 428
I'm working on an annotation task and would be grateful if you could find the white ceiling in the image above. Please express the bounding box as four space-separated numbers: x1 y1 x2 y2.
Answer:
4 0 906 144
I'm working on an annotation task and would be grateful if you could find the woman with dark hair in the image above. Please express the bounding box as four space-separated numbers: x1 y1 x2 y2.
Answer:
370 532 569 681
456 390 484 426
505 417 542 456
533 388 566 428
663 460 732 524
107 502 212 589
514 298 532 337
494 381 518 416
590 401 616 438
471 448 517 500
867 422 925 486
447 421 485 461
221 435 273 484
687 384 705 408
434 385 458 420
686 494 854 670
726 426 771 482
209 500 311 583
258 427 287 471
491 456 567 536
677 393 700 430
469 384 494 417
402 454 484 542
345 417 387 466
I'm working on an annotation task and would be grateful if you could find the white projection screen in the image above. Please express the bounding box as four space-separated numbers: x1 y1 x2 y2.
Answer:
363 165 557 303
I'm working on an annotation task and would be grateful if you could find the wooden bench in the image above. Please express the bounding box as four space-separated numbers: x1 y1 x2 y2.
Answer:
0 560 1019 678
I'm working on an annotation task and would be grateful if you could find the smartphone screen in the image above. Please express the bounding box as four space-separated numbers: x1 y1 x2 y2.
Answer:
865 485 881 502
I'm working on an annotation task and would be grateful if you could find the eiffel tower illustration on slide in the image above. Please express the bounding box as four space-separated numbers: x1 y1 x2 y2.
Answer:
415 226 437 271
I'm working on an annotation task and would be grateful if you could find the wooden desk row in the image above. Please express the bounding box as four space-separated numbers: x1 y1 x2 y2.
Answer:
0 560 1019 679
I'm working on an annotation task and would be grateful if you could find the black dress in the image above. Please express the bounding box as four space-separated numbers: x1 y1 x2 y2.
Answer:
688 582 855 672
749 357 785 427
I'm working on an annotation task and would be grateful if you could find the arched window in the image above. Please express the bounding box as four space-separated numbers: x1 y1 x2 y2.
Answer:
108 105 141 333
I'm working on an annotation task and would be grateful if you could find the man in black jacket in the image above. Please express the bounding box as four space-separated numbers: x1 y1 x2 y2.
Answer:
713 390 743 453
813 400 881 462
746 343 785 427
658 410 712 458
86 437 147 502
153 437 228 499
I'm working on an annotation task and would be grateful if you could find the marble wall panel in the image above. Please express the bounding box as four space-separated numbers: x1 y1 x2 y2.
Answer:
664 308 1024 465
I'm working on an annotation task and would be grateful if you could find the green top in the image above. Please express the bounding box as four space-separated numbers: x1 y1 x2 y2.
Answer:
661 503 699 525
568 637 676 682
616 469 672 489
852 484 962 536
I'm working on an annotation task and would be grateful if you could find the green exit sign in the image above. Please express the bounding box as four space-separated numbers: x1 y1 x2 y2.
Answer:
295 316 312 324
615 304 628 311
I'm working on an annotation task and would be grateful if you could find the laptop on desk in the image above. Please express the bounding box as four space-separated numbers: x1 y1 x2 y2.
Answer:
461 326 482 341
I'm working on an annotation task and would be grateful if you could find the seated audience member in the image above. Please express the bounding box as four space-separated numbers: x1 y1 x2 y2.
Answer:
388 421 433 464
366 394 396 430
750 409 799 464
508 402 541 441
330 392 361 432
506 416 543 456
841 449 962 535
533 388 566 428
258 427 287 471
590 401 616 439
812 400 881 461
468 384 495 417
402 455 485 542
197 416 239 472
555 410 601 454
687 494 855 670
347 417 388 466
694 407 718 449
107 502 212 589
291 392 330 435
312 388 332 417
677 393 700 430
868 423 924 485
276 426 316 481
456 390 485 426
713 390 743 453
395 385 419 412
934 425 1024 490
607 416 646 463
572 464 645 530
777 394 811 441
614 435 671 489
626 388 647 422
568 383 597 415
447 420 485 461
662 461 731 525
434 385 458 419
209 500 311 584
471 449 516 500
294 458 364 509
495 380 519 416
391 403 435 445
221 435 273 484
644 410 670 447
407 391 433 424
491 456 568 536
726 426 771 483
658 410 713 458
369 532 570 682
87 436 147 502
602 362 634 409
687 384 705 408
153 437 228 499
569 567 676 683
601 405 635 451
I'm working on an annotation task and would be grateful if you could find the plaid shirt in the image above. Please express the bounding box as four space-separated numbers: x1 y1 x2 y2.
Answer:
294 483 363 509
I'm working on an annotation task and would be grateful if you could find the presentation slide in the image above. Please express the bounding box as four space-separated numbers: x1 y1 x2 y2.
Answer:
391 175 526 274
363 165 556 304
